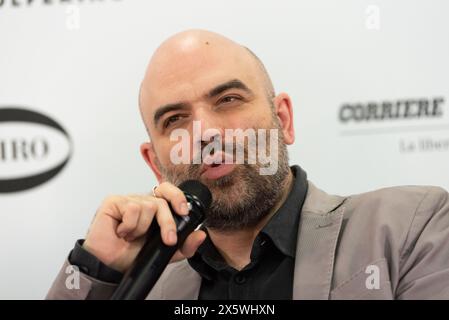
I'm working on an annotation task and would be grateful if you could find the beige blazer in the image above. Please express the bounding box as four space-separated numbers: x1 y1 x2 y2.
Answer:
46 181 449 299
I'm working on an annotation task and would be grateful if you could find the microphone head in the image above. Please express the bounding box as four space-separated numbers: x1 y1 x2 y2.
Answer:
178 180 212 210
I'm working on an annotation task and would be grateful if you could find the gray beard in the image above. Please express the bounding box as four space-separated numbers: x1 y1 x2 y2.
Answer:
157 127 290 231
202 162 290 231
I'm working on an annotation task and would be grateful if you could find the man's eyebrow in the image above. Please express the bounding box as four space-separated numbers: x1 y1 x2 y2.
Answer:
153 79 252 126
153 102 189 126
206 79 253 98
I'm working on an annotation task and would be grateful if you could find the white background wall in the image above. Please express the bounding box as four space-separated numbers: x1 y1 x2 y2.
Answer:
0 0 448 299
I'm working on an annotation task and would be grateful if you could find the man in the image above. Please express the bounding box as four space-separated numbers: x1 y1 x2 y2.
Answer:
47 29 449 300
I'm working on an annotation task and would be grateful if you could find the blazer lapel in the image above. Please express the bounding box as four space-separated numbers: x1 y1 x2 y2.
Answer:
147 259 202 300
152 181 346 300
293 182 346 299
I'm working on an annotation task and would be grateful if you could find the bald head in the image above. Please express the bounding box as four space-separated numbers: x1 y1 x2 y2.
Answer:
139 29 275 130
138 29 294 222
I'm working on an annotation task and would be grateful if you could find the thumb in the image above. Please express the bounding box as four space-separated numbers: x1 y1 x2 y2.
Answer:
171 230 207 262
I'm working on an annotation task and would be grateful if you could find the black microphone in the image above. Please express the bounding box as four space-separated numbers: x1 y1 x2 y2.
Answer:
110 180 212 300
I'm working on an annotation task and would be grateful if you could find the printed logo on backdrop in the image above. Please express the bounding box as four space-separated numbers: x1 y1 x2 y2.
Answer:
0 107 72 193
339 97 445 124
0 0 121 8
338 97 449 153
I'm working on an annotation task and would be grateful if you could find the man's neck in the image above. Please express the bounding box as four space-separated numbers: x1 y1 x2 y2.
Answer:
206 170 294 271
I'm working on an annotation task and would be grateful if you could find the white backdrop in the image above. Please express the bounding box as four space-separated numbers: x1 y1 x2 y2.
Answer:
0 0 448 299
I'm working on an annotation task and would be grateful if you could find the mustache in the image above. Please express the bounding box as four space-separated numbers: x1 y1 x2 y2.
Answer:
186 163 202 178
181 139 264 181
161 134 276 185
191 141 255 164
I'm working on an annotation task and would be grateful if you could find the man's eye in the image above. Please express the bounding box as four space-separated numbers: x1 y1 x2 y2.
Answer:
219 95 241 104
163 115 182 128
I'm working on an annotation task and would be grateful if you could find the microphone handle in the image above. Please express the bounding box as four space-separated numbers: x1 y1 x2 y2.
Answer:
110 195 205 300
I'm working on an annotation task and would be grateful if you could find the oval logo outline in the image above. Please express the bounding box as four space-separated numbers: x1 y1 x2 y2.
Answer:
0 107 73 193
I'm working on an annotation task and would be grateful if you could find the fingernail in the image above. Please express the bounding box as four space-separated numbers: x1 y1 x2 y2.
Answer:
168 230 177 244
180 202 189 215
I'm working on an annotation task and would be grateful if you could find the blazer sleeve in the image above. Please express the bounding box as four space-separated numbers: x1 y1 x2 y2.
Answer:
45 259 118 300
396 186 449 299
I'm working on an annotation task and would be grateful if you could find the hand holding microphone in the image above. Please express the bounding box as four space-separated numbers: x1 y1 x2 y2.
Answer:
110 180 212 299
82 181 211 295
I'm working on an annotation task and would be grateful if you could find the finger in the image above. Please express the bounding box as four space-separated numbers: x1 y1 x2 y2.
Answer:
170 250 186 263
116 201 141 238
154 182 189 216
100 195 129 221
126 200 157 241
155 198 178 246
179 230 207 258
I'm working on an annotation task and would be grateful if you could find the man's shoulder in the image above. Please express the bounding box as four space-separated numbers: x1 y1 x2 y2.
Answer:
350 184 447 201
343 184 448 220
305 181 449 250
327 184 449 298
333 183 449 263
304 181 448 218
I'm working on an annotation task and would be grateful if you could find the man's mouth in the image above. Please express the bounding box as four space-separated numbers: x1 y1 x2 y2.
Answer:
200 151 235 180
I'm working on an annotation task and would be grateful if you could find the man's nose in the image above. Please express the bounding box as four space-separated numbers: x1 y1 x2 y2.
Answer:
192 108 225 141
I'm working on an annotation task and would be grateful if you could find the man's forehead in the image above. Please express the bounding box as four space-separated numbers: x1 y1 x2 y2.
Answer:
148 71 254 102
147 32 252 80
141 50 259 111
138 30 271 126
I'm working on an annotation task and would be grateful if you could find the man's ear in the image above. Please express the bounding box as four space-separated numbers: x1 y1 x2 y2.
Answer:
273 92 295 145
140 142 163 183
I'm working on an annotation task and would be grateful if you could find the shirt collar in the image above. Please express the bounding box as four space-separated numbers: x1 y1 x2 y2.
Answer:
188 165 309 273
259 165 308 258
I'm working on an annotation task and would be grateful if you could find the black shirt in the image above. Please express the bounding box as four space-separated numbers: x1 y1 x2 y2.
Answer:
188 165 308 299
69 165 308 299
